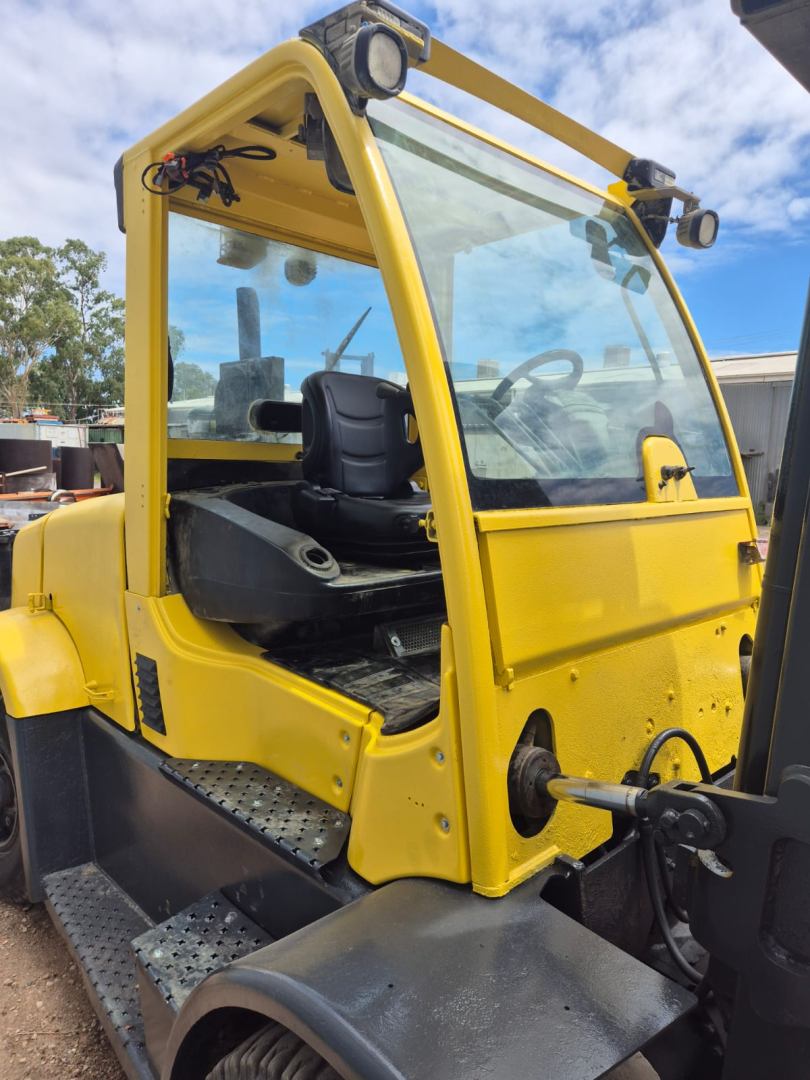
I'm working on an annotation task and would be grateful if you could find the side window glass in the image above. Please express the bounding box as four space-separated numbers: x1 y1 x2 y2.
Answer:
167 213 405 441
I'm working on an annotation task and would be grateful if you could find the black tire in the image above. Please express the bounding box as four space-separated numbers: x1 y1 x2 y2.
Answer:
206 1022 341 1080
0 710 26 903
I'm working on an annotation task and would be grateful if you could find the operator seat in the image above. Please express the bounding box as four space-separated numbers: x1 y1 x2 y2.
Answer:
292 370 432 561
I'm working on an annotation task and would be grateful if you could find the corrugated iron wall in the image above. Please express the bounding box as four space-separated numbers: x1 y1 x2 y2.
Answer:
719 380 793 520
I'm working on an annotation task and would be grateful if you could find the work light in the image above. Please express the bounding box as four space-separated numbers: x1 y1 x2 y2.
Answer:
676 208 720 249
301 2 430 112
332 22 408 99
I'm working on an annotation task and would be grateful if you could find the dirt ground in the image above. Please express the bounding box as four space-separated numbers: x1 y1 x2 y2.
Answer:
0 899 123 1080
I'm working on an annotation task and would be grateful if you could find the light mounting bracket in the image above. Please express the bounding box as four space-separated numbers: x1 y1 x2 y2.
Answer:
623 158 719 250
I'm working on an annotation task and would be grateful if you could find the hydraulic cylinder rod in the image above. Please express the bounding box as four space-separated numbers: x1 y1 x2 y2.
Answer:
544 776 641 817
538 768 726 849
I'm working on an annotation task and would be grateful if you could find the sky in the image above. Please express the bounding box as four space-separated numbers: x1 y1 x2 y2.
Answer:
1 0 808 358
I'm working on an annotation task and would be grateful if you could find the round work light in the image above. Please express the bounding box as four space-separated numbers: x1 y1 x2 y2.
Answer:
676 208 720 249
334 23 409 100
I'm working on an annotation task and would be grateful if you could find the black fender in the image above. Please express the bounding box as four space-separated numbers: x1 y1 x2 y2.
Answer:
165 878 694 1080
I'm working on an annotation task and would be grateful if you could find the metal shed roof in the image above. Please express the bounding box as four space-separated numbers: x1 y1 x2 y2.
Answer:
711 352 798 384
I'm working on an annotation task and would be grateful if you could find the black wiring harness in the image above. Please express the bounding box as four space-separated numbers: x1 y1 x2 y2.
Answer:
636 727 713 986
140 144 276 208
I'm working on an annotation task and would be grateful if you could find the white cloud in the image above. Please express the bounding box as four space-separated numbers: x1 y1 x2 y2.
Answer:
1 0 807 297
788 196 810 222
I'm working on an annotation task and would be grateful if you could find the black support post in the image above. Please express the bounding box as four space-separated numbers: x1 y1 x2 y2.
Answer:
735 284 810 794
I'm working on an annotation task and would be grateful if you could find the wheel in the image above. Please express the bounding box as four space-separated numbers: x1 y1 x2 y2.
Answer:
206 1021 341 1080
0 710 26 903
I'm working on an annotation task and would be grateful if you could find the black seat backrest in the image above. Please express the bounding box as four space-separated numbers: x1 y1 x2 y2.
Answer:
300 371 423 497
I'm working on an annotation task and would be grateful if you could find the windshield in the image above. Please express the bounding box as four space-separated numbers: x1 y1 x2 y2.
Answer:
167 212 405 441
368 99 737 509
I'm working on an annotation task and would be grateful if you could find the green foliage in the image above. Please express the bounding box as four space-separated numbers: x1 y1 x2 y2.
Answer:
172 361 216 401
168 324 186 362
0 236 124 419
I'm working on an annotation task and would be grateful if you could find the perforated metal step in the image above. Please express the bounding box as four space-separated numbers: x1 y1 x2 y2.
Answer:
133 891 273 1012
161 759 350 870
43 862 154 1079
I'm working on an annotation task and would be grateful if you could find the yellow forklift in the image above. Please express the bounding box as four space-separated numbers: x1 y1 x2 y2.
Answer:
4 2 807 1076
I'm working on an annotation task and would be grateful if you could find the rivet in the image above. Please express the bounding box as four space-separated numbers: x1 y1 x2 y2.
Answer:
439 817 450 833
570 668 580 682
434 750 445 764
341 731 350 744
645 719 655 735
667 688 675 701
334 776 343 790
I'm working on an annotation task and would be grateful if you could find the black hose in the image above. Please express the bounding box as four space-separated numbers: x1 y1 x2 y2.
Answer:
637 726 713 987
655 841 689 923
638 726 712 787
641 823 704 985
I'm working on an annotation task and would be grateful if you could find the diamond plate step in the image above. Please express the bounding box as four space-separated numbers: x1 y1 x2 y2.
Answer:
43 862 155 1080
133 891 273 1012
161 759 350 871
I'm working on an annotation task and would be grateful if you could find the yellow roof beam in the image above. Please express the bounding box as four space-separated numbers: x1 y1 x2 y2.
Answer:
423 39 634 181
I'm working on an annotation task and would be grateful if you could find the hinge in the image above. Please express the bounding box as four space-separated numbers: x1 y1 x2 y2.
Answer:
739 539 764 565
84 680 115 703
27 592 52 613
420 510 438 543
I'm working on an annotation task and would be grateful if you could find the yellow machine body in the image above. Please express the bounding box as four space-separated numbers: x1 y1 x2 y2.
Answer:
3 30 760 900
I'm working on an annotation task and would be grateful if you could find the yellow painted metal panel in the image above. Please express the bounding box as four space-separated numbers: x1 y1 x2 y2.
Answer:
348 626 470 884
479 509 758 678
475 497 751 533
477 604 756 895
9 517 44 609
125 593 371 812
123 149 168 598
167 439 299 462
41 495 135 731
0 608 88 718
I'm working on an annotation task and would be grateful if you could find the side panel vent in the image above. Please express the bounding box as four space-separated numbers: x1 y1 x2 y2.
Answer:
134 654 166 735
374 614 444 658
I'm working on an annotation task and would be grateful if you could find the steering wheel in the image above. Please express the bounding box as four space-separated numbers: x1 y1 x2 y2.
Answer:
491 348 584 402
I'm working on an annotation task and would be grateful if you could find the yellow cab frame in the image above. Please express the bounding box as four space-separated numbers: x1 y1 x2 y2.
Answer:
7 7 759 903
0 6 769 1078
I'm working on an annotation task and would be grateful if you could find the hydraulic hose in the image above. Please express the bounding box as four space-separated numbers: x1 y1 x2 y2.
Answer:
637 726 713 987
